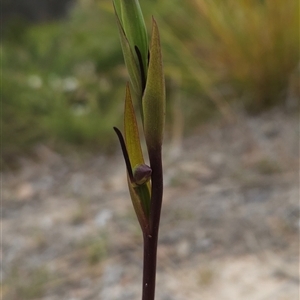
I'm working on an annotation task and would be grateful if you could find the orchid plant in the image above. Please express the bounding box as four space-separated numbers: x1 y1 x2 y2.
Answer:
112 1 165 299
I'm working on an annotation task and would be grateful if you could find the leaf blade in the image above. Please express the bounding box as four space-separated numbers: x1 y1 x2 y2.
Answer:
124 84 151 218
113 5 142 97
142 18 166 150
124 84 144 167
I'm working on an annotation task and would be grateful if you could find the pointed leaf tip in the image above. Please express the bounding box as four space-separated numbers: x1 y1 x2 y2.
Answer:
142 18 166 150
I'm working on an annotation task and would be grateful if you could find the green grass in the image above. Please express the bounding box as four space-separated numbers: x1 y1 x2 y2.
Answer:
159 0 299 113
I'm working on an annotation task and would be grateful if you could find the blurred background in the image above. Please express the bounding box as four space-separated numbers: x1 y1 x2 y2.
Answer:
2 0 299 299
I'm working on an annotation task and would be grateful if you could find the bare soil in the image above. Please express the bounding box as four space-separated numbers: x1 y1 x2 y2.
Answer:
3 108 299 300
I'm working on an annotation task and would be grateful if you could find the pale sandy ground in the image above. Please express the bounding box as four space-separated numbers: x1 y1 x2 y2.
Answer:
3 108 299 299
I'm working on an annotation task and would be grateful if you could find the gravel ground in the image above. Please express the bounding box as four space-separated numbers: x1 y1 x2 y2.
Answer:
2 108 299 300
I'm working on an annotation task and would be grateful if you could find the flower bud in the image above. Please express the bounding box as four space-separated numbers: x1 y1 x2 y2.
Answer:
133 164 152 185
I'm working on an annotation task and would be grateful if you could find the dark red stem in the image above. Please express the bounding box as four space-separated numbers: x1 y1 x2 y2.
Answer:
142 147 163 300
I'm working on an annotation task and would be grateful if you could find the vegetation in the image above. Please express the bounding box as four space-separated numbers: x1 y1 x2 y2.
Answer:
112 1 165 298
2 0 299 165
2 1 125 165
164 0 299 113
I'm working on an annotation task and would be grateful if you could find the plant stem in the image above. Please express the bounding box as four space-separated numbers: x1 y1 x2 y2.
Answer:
142 147 163 300
142 232 158 300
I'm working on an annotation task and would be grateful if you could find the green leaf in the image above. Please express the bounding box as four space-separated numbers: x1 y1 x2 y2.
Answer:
142 18 166 151
124 84 144 167
113 4 143 98
124 84 151 220
128 181 150 230
112 0 122 20
118 0 148 81
113 125 150 227
134 183 151 217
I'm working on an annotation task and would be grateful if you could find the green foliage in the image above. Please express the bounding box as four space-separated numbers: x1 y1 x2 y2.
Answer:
142 20 166 150
3 0 298 164
2 0 124 164
114 3 166 231
157 0 299 113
